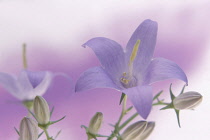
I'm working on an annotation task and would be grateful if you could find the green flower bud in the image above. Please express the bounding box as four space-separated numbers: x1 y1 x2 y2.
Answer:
173 91 202 110
139 121 155 140
19 117 38 140
33 96 50 125
88 112 103 135
120 121 147 140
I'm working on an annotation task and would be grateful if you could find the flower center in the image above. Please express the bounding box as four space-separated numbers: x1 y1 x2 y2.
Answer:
120 40 140 88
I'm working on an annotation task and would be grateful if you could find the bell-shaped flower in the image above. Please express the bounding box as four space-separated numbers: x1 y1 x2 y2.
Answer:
88 112 103 135
173 91 202 110
120 121 147 140
33 96 50 125
75 19 188 119
0 70 53 101
19 117 38 140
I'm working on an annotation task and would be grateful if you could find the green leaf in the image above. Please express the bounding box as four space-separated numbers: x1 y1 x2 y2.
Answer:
119 93 126 105
153 90 163 101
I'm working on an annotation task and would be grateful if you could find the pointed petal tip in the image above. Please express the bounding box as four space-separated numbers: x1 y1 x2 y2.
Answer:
143 19 158 26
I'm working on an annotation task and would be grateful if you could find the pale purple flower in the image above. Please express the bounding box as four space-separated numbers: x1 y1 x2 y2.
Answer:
75 19 188 119
0 70 52 101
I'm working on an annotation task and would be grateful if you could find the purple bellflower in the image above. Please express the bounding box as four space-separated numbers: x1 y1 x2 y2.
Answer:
0 70 52 101
75 19 188 119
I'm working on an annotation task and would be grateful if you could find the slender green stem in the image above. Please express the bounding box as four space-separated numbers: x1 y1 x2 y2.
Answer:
107 95 128 140
43 129 52 140
119 112 138 131
22 43 27 69
119 101 169 131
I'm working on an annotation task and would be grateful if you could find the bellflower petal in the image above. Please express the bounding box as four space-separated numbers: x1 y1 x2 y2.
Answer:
75 67 121 92
82 37 126 80
32 71 53 97
126 19 158 74
0 72 21 99
25 70 46 88
143 58 188 85
123 86 153 119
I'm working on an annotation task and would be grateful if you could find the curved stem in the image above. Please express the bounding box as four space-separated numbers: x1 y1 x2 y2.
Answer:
107 95 128 140
119 112 138 131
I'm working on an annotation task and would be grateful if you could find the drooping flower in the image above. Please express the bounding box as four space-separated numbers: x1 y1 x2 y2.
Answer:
75 19 188 119
0 70 52 101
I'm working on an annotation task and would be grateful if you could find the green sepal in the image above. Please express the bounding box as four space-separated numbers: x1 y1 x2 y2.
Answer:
108 123 115 127
160 103 174 110
54 130 62 139
28 109 38 122
49 116 66 125
180 84 186 94
153 90 163 101
119 93 126 105
169 84 176 100
14 127 20 136
38 131 44 138
50 106 55 118
174 109 181 128
161 84 182 127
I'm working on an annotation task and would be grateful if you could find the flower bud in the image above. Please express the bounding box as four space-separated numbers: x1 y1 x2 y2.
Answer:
19 117 38 140
120 121 147 140
88 112 103 135
173 91 202 110
33 96 50 125
139 121 155 140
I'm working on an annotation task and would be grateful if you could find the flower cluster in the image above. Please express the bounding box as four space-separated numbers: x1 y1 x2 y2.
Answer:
0 19 203 140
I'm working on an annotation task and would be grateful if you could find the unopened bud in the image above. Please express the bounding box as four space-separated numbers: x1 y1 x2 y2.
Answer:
173 91 202 110
88 112 103 135
19 117 38 140
120 121 147 140
139 121 155 140
33 96 50 125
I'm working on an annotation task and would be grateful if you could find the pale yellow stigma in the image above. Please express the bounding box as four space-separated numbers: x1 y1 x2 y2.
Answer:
121 40 140 86
129 39 140 66
121 78 129 84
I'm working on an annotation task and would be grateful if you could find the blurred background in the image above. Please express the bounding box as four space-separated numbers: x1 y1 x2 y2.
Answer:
0 0 210 139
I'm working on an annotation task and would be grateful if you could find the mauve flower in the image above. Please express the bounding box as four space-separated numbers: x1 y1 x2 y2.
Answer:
0 70 52 101
75 19 188 119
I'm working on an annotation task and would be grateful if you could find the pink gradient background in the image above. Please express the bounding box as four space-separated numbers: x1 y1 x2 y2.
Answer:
0 1 210 140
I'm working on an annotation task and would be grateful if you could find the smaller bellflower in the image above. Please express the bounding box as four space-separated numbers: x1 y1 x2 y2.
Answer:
0 70 52 101
75 19 188 119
